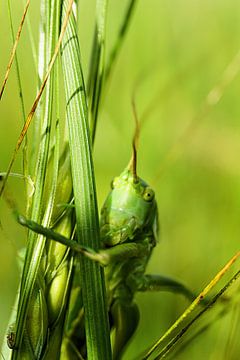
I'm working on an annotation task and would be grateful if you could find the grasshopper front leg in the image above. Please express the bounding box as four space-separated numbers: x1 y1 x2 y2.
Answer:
17 216 196 293
17 213 150 265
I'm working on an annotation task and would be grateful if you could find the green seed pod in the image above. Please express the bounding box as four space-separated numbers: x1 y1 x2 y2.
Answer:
49 146 73 225
46 263 70 326
24 283 48 359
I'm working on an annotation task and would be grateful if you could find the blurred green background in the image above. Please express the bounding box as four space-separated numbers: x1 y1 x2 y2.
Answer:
1 0 240 359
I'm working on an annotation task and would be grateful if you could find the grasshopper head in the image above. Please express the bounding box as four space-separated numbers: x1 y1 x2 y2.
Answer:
100 168 157 246
100 97 158 246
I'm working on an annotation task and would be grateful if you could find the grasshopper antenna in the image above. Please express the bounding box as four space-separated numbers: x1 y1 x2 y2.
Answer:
128 94 140 181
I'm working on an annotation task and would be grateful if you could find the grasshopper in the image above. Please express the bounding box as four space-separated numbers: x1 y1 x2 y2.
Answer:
17 105 196 360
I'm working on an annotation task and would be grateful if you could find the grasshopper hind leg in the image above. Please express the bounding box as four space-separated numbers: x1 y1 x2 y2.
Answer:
110 299 140 360
137 274 196 302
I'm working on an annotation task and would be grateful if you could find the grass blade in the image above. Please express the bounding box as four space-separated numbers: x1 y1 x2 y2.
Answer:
0 0 30 100
104 0 137 82
61 1 111 358
87 0 108 143
141 251 240 359
9 2 74 358
0 0 74 199
7 0 28 189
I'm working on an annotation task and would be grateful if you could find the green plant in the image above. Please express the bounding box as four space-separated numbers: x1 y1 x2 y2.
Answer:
1 1 240 360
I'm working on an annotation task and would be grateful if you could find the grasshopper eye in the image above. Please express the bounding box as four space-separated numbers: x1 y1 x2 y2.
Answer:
143 188 154 202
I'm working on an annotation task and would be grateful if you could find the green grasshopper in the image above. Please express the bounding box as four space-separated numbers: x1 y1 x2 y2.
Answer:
17 108 196 360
